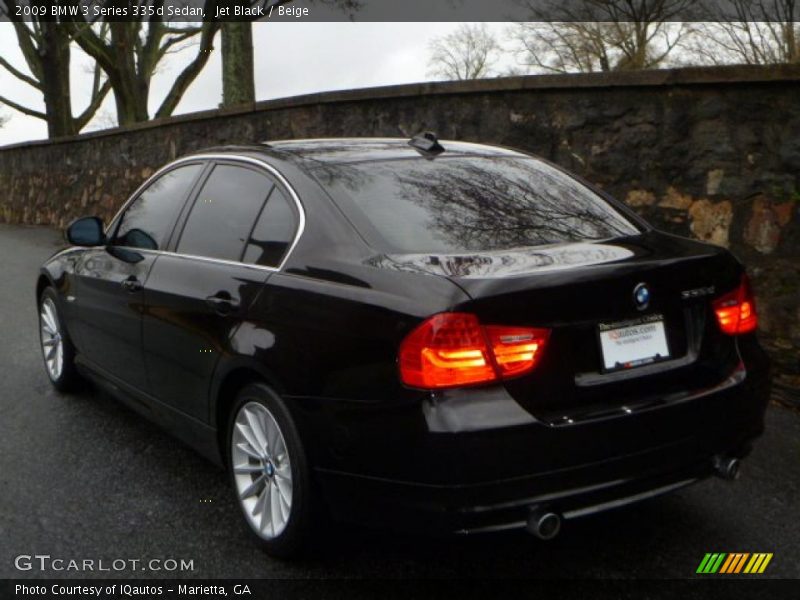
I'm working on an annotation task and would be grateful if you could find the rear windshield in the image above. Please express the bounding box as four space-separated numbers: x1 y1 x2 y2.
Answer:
313 156 640 254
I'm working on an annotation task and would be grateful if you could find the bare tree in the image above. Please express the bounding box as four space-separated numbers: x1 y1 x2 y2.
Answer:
509 0 694 73
427 24 501 80
682 1 800 65
63 4 220 126
510 22 618 73
0 1 111 138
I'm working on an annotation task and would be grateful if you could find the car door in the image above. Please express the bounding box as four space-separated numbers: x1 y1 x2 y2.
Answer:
71 163 206 392
142 160 300 421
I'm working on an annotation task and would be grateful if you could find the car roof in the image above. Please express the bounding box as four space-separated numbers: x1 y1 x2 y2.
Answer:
192 138 528 166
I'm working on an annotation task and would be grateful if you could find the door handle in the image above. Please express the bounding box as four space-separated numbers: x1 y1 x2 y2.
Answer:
205 293 240 315
121 276 143 292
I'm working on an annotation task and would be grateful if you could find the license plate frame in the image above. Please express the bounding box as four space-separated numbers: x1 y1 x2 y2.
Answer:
597 314 671 373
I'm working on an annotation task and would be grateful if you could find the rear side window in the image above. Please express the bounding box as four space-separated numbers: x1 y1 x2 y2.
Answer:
177 164 274 262
313 157 639 254
113 164 202 250
242 188 298 267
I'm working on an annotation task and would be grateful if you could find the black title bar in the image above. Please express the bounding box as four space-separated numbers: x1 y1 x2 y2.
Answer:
1 0 800 23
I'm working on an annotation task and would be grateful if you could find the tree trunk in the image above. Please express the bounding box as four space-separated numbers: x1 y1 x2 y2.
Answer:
110 24 151 126
221 22 255 107
112 77 150 126
40 24 76 138
787 23 798 63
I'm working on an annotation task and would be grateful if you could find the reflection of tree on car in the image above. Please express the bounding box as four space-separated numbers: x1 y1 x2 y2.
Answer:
314 155 636 254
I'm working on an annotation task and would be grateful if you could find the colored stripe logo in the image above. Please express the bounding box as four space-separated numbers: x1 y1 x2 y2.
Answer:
696 553 773 574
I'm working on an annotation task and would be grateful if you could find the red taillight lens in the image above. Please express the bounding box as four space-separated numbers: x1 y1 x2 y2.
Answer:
398 313 550 389
398 313 494 388
486 325 550 378
713 275 758 335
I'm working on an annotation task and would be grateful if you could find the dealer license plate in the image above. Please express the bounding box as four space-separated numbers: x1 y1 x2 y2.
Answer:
598 315 670 371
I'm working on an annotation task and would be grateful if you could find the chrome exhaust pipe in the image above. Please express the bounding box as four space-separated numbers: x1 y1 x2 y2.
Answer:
526 508 561 540
714 456 741 480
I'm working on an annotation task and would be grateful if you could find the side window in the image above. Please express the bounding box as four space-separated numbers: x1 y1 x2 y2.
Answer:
113 164 203 250
243 188 299 267
176 164 274 262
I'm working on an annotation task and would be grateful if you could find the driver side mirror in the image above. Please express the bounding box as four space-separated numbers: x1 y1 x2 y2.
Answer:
66 216 106 247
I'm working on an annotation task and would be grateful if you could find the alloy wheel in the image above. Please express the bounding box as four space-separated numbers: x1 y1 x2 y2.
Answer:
231 401 293 539
40 298 63 382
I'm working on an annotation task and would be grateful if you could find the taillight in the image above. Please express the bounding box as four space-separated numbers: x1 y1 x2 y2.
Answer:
398 313 494 388
486 325 549 377
398 313 550 389
713 275 758 335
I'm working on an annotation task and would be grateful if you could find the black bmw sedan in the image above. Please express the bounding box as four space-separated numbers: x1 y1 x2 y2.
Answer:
37 135 770 556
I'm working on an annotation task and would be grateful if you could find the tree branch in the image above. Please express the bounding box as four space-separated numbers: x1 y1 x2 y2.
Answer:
0 55 42 90
156 29 202 64
76 79 112 130
0 94 46 119
155 24 219 118
8 18 44 83
63 19 116 76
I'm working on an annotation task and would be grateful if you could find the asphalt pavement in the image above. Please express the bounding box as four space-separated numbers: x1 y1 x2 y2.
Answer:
0 224 798 579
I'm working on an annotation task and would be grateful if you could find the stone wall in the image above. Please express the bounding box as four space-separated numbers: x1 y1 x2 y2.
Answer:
1 65 797 397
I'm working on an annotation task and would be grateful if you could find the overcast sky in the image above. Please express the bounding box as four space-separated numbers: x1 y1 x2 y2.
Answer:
0 22 513 146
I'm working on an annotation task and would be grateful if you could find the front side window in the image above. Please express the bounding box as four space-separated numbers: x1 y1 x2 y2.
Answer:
177 164 274 262
313 157 640 254
113 164 203 250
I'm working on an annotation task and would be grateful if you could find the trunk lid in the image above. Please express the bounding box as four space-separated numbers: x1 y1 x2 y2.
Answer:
373 232 744 420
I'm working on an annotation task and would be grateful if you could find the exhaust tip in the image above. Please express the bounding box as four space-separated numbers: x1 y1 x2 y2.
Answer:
714 456 741 480
526 508 561 540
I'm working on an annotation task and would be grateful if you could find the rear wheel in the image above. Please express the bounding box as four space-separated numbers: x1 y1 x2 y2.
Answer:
39 287 82 392
227 383 313 558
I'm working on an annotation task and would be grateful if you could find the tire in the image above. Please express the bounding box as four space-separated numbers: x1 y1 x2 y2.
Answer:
226 382 314 558
38 287 83 393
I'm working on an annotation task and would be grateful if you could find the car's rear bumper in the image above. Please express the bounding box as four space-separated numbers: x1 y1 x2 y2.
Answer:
316 434 756 534
304 339 770 534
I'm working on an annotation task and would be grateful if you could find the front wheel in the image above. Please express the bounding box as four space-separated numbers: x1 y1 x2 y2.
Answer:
39 287 83 392
227 383 314 558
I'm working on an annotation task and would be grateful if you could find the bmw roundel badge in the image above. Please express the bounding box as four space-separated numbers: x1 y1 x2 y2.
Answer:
634 283 650 311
